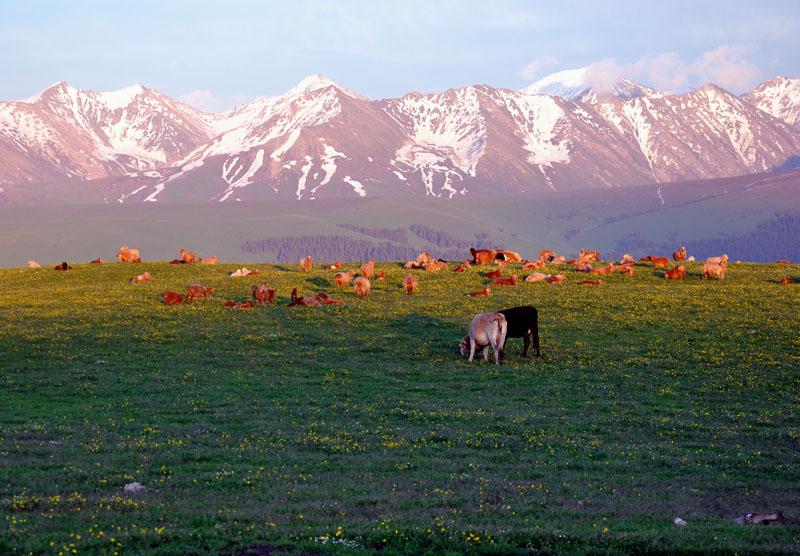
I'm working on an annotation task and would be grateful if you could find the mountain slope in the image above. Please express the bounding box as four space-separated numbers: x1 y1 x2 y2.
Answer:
0 82 212 187
0 75 799 204
744 76 800 128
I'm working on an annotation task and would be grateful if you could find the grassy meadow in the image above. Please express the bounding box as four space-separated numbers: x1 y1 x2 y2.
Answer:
0 258 798 554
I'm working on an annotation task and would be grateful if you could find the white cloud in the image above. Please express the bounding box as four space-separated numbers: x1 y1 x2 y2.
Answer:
688 45 761 92
179 89 220 111
582 58 626 95
519 55 559 80
632 53 690 91
533 45 762 95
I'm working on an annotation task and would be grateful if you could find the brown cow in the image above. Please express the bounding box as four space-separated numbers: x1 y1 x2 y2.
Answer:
579 279 603 286
539 249 556 262
375 271 386 281
354 277 371 297
360 261 375 278
186 284 214 301
288 288 321 307
453 265 467 272
497 250 522 263
703 262 727 280
579 249 601 262
776 259 792 265
328 262 342 270
131 272 152 284
403 274 418 295
117 245 141 263
300 255 313 272
334 271 354 288
162 291 185 305
650 257 670 268
251 282 276 306
314 292 342 305
180 248 199 264
468 287 491 297
485 268 503 279
89 258 103 264
525 272 549 282
523 259 545 270
590 264 614 276
416 252 434 266
489 275 518 286
425 259 448 272
54 262 72 271
545 274 566 284
470 247 497 266
200 256 218 265
611 262 635 275
673 246 687 262
665 265 686 280
779 277 794 285
224 299 254 309
169 259 186 265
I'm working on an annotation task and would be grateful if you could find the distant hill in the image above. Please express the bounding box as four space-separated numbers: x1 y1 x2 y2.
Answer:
1 169 797 267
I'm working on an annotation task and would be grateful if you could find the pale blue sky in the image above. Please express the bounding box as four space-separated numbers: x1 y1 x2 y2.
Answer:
2 0 798 110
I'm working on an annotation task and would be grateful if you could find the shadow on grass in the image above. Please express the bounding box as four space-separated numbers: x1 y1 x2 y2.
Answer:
306 276 331 288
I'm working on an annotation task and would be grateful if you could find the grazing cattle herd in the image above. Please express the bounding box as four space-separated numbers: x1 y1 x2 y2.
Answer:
23 243 796 365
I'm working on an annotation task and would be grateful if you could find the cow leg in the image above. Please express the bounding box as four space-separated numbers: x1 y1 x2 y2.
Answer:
468 340 476 362
482 346 489 362
521 333 530 358
533 326 541 357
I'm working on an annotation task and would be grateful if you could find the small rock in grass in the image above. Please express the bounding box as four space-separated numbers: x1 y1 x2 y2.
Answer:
673 517 687 526
124 482 145 495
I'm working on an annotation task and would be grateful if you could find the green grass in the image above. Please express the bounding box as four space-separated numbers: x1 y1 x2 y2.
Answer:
0 260 798 555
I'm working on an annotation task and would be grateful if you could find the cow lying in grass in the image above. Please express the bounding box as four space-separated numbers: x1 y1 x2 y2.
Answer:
288 288 321 307
131 272 152 284
459 312 508 365
162 291 185 305
665 265 686 280
468 287 491 297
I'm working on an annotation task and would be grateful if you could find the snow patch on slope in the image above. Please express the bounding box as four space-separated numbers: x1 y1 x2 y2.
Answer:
497 91 572 166
218 149 265 201
343 176 366 197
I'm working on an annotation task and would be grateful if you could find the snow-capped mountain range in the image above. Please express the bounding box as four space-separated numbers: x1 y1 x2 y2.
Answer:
0 70 799 204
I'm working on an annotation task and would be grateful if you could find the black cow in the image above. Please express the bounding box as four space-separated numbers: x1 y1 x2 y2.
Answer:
498 305 540 358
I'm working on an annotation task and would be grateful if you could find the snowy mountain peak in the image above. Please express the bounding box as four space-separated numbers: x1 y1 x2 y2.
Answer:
745 76 800 128
95 84 147 110
522 66 657 101
287 74 365 100
521 67 589 99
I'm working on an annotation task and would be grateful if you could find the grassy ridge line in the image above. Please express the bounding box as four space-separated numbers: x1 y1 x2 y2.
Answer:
0 261 799 555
